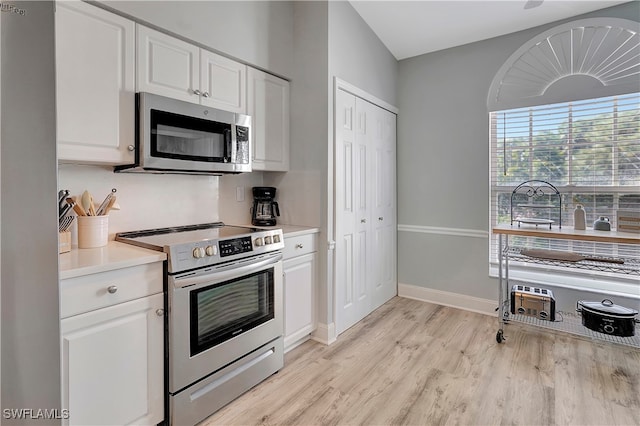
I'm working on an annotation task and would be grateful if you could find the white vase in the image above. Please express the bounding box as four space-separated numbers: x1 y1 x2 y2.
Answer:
574 204 586 230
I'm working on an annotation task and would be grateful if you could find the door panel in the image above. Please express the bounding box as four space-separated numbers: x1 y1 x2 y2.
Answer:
136 25 198 103
335 88 397 335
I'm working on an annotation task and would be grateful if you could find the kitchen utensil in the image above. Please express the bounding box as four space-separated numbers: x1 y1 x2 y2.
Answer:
58 202 73 221
81 190 96 216
577 299 639 337
69 197 86 216
58 189 69 215
96 188 117 216
59 216 75 232
520 248 624 264
102 196 117 215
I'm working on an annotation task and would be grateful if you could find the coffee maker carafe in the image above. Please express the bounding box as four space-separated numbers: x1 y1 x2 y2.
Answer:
251 187 280 226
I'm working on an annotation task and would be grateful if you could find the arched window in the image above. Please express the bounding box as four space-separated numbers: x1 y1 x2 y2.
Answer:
488 18 639 294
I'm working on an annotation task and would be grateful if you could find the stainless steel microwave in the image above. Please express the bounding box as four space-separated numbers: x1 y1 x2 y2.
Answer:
115 92 251 175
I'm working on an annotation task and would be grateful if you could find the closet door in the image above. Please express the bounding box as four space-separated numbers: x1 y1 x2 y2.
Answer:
336 90 369 334
335 89 397 336
371 106 397 309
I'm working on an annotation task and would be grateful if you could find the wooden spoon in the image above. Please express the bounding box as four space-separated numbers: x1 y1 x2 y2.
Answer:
81 190 96 216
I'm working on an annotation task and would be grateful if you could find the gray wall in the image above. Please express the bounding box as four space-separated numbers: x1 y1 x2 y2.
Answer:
397 1 640 308
98 0 294 78
267 1 399 329
325 1 398 328
1 1 61 423
328 1 398 106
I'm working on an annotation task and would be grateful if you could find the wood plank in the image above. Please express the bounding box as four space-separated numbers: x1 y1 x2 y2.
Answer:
493 224 640 244
199 297 640 426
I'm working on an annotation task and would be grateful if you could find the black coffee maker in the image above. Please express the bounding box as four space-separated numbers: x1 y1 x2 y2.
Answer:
251 187 280 226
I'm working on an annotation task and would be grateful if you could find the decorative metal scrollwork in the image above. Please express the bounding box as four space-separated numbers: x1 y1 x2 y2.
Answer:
510 180 562 229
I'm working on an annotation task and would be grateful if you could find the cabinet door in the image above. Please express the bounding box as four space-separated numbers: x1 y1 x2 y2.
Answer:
200 51 246 113
283 252 317 351
136 25 199 104
61 294 164 426
55 1 135 165
248 68 290 171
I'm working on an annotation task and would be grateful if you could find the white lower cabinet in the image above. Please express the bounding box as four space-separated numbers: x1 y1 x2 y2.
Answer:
282 233 318 351
60 263 164 426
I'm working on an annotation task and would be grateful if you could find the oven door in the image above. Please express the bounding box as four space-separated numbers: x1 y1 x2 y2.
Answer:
168 252 283 393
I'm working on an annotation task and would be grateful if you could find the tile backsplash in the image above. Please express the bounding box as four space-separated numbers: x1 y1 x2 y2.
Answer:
58 164 264 243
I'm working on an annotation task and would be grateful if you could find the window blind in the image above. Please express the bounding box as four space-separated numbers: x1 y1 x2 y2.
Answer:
489 93 640 277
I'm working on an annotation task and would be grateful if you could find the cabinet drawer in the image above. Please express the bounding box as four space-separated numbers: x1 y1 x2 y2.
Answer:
60 262 163 319
283 233 317 259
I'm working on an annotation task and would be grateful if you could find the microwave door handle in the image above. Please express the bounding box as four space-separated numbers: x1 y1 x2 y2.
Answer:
226 128 233 162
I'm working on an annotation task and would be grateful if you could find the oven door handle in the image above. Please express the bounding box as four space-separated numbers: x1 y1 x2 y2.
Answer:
172 252 282 290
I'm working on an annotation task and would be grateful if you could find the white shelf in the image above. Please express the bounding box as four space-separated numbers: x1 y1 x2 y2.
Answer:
502 308 640 349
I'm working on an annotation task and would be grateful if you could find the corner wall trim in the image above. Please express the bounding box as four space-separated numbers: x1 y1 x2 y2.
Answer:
398 224 489 239
311 322 337 346
398 283 497 317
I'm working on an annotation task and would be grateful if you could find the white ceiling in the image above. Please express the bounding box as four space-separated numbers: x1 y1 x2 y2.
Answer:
348 0 632 60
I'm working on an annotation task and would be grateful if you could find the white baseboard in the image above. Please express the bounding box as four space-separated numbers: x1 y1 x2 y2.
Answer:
398 283 497 317
311 322 336 345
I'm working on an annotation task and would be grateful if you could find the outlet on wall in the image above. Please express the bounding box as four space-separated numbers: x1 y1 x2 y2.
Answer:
236 186 245 202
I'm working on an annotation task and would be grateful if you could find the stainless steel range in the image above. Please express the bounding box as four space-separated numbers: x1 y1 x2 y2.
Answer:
116 222 284 425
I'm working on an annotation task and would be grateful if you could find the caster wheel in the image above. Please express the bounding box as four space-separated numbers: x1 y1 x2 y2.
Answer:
496 330 504 343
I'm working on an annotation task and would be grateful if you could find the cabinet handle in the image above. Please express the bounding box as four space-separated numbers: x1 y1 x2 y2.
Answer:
107 285 118 294
193 89 202 96
202 91 210 98
156 309 164 317
361 218 366 223
127 145 134 152
295 243 304 249
378 217 384 221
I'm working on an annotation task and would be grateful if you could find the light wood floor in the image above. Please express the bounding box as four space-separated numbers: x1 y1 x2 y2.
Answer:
200 297 640 426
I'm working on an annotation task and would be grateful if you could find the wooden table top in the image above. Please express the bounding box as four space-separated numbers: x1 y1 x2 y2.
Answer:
492 224 640 245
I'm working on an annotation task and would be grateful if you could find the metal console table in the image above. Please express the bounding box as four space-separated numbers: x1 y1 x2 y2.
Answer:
493 224 640 348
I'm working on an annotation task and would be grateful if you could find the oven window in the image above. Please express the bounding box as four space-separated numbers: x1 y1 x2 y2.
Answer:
151 109 231 162
190 269 274 356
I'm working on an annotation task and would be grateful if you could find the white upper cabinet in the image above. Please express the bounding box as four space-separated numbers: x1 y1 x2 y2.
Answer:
137 25 246 113
248 68 290 171
55 1 135 165
136 25 199 104
201 50 246 113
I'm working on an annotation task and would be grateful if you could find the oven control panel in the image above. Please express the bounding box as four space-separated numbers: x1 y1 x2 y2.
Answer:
168 229 284 273
219 236 253 257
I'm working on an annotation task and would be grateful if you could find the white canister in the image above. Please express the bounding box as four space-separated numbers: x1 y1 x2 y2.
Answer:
574 204 586 230
77 215 109 248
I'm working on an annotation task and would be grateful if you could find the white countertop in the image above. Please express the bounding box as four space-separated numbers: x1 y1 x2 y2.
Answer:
59 241 166 280
60 224 318 279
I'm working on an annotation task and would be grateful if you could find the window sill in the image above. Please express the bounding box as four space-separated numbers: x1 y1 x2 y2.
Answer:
489 262 640 299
